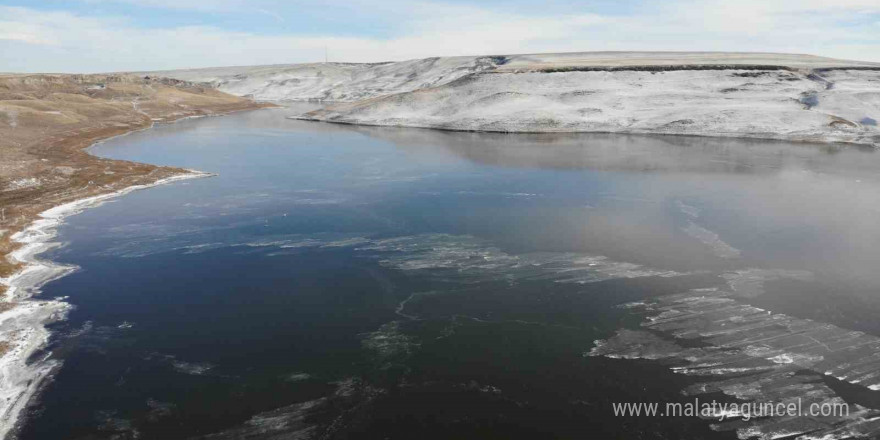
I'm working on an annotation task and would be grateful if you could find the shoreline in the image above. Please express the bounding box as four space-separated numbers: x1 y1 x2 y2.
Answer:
0 169 215 439
288 115 880 150
0 76 270 438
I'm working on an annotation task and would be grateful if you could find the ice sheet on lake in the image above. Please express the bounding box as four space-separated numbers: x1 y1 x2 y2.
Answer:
96 232 685 286
676 199 741 259
94 231 372 258
722 269 814 298
356 234 684 284
193 377 384 440
361 321 419 367
590 283 880 439
144 353 215 376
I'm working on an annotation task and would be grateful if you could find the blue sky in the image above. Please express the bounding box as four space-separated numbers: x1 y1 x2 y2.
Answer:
1 0 878 72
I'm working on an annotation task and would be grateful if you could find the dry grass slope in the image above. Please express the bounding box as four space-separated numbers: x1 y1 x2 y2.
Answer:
0 73 267 346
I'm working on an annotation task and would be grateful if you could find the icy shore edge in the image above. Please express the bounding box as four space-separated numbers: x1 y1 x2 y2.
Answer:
0 170 213 439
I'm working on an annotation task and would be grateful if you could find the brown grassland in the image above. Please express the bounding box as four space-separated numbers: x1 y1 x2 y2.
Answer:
0 74 269 353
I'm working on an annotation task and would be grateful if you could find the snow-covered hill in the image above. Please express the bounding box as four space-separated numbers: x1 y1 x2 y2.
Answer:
303 68 880 146
153 52 880 146
151 56 503 102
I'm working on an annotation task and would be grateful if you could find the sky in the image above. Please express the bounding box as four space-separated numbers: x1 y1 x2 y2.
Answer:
1 0 879 73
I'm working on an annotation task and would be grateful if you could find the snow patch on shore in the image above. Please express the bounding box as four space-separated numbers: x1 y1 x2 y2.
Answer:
4 178 40 192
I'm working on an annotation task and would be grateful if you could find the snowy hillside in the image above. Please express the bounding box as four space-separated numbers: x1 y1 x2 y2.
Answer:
152 56 503 102
302 68 880 146
153 52 880 146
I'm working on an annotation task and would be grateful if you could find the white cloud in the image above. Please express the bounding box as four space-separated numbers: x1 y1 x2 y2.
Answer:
0 2 877 73
255 8 285 22
80 0 251 12
0 24 55 45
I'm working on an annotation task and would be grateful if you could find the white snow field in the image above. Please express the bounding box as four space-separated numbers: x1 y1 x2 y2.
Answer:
154 52 880 146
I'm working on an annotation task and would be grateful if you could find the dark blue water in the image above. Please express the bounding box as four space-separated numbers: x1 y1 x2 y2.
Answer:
18 108 880 439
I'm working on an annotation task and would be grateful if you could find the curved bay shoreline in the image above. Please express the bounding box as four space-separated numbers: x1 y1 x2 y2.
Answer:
0 170 212 439
0 73 267 439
